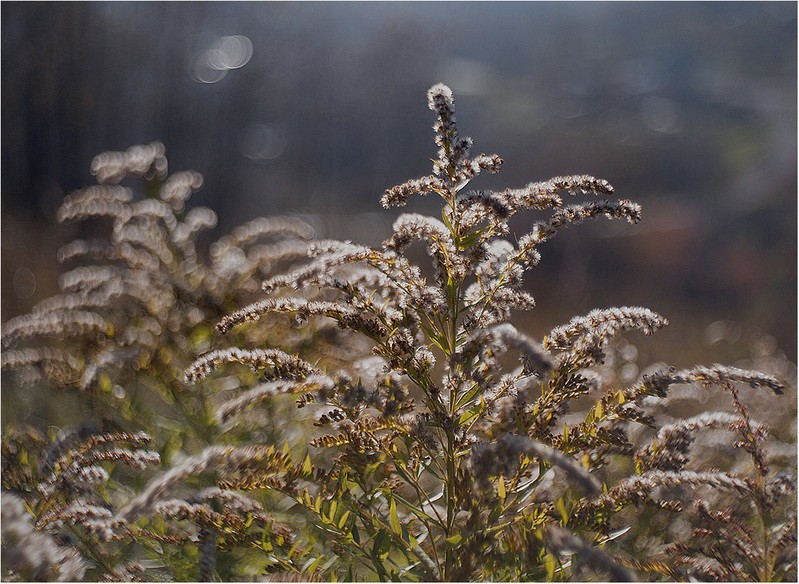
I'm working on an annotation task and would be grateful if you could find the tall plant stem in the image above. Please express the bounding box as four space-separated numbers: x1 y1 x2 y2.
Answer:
441 165 464 580
443 425 458 581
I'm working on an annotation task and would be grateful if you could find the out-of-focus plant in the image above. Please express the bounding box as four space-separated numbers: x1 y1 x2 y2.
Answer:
2 85 795 582
1 143 331 580
1 141 324 447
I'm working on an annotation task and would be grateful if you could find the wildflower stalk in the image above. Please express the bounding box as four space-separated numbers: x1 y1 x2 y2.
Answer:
442 134 459 584
430 96 469 580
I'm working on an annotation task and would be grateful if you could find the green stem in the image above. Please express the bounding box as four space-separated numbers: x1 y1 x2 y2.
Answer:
443 427 457 581
759 499 772 581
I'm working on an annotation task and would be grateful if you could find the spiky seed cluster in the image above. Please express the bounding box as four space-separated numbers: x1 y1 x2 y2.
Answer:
37 500 126 542
547 307 668 350
381 84 504 210
546 306 669 365
381 175 446 208
545 525 636 582
38 429 160 499
216 375 337 423
184 347 320 383
606 469 753 501
470 434 600 495
635 412 755 471
463 323 553 378
640 363 785 397
118 444 306 522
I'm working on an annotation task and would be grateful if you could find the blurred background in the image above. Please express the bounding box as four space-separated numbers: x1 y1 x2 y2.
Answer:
2 1 796 366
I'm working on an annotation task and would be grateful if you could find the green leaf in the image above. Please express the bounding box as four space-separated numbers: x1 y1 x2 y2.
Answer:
422 325 449 353
99 373 112 393
457 229 484 250
338 510 351 530
303 556 323 575
392 493 433 522
556 497 569 525
372 529 391 561
545 552 557 580
595 399 604 419
321 555 339 575
391 461 414 484
288 541 305 559
446 276 458 307
458 406 482 427
441 208 454 232
389 497 402 536
445 533 462 545
455 383 482 409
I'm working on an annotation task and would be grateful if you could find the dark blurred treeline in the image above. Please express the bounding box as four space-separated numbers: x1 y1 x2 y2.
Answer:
2 1 796 360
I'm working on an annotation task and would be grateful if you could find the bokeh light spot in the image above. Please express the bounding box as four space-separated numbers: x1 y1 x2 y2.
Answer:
13 267 36 299
190 35 253 83
213 35 253 69
190 54 228 84
240 123 287 161
640 95 682 134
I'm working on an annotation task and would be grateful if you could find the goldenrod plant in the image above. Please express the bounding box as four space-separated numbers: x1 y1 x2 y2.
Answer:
2 85 795 582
